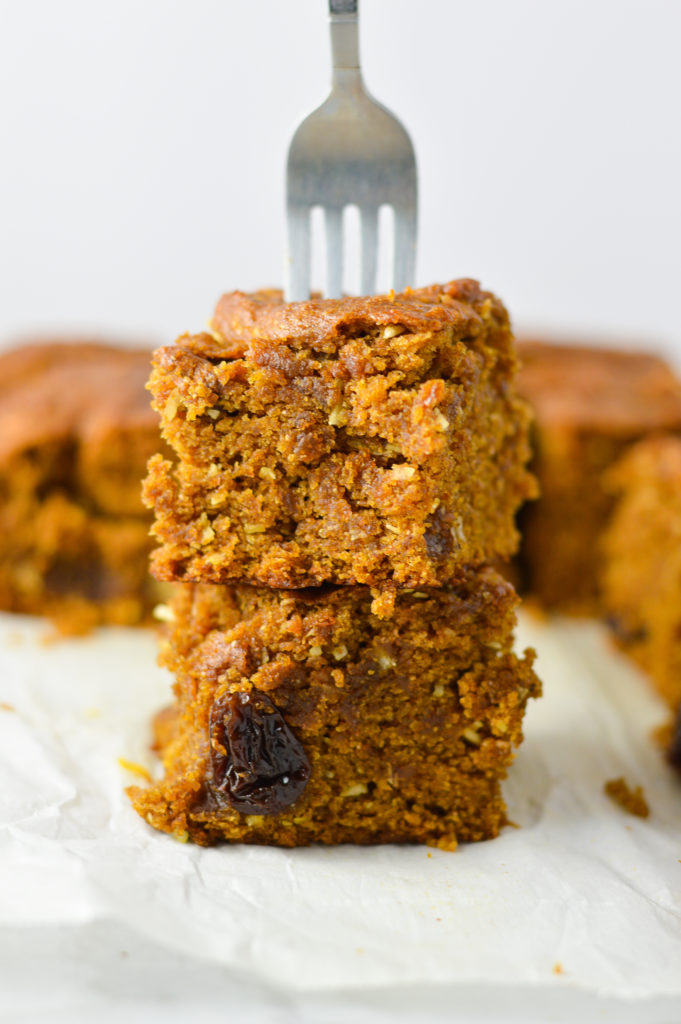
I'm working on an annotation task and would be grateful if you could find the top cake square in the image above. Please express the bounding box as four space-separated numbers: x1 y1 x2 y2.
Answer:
144 280 534 606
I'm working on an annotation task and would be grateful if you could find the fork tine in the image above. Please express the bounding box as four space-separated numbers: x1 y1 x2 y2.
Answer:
360 205 378 296
286 204 311 303
393 204 418 293
324 207 344 299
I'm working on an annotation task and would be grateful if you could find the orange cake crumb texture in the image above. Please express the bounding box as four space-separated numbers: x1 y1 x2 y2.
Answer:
130 569 540 848
144 280 535 612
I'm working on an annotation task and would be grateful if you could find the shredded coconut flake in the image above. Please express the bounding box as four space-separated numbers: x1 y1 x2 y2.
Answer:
382 325 403 339
342 783 368 798
391 465 415 480
462 721 484 746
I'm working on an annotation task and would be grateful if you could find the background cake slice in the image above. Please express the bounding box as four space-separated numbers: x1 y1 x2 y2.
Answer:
0 341 166 634
601 435 681 713
516 340 681 614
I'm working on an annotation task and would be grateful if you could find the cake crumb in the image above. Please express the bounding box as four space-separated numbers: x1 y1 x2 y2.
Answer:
118 758 153 783
604 777 650 818
553 962 564 975
651 719 673 750
0 702 15 712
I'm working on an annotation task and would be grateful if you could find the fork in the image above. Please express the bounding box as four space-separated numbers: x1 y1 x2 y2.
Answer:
285 0 418 302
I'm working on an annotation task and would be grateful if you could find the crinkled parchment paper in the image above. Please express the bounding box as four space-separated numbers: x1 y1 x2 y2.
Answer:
0 611 679 1020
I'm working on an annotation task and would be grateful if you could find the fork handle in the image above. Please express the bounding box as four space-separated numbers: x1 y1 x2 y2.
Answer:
329 0 360 73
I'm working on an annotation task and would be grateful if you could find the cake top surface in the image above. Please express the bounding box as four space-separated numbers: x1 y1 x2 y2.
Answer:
517 340 681 434
187 279 506 360
0 341 156 461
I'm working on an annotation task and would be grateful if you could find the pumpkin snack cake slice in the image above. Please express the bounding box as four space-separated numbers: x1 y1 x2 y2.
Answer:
602 437 681 738
144 280 535 615
0 341 168 635
129 568 540 849
516 340 681 614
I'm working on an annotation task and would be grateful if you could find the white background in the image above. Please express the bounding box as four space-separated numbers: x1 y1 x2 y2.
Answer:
1 0 680 354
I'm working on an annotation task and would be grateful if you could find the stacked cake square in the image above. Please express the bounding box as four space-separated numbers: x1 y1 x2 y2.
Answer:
131 280 541 849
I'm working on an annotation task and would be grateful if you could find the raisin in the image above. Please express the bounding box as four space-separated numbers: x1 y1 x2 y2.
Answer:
209 688 310 814
668 706 681 774
424 505 452 561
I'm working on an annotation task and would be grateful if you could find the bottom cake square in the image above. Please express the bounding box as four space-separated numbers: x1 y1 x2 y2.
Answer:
130 570 540 849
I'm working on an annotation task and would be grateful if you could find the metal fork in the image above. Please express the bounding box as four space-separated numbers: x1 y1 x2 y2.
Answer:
285 0 418 301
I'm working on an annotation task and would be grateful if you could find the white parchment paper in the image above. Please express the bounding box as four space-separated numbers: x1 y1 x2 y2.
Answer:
0 610 679 1011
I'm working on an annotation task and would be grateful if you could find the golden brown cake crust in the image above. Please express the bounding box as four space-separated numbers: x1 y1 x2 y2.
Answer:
0 341 166 633
207 279 502 354
144 281 535 608
129 568 540 848
516 340 681 614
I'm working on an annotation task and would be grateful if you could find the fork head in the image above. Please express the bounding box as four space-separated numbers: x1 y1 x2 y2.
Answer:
285 3 418 301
